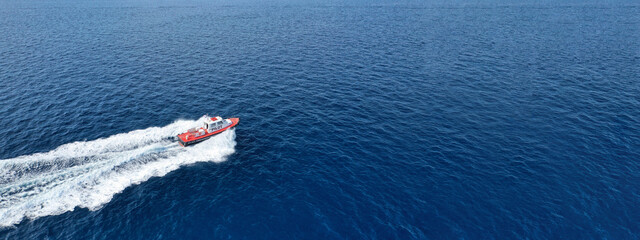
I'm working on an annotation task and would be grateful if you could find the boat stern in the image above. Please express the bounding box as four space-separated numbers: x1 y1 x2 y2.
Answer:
176 132 192 147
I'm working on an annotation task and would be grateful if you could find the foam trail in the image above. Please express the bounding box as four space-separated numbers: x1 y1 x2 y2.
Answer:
0 117 236 227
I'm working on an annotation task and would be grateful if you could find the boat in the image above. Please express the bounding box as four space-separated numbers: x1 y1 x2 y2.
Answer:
177 115 239 147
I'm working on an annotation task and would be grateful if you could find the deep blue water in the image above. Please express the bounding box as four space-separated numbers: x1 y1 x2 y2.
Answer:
1 1 639 239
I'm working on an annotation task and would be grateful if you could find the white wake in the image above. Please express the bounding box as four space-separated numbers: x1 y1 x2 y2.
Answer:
0 116 236 227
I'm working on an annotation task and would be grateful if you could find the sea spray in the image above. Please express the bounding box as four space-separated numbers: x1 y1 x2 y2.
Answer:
0 117 236 227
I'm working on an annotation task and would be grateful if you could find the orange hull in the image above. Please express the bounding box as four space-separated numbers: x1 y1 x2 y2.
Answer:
177 118 239 147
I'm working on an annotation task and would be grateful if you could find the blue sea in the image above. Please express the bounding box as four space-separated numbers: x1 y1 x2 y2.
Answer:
1 0 639 239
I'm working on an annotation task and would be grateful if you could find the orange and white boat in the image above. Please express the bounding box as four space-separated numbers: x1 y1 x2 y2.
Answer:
177 116 239 147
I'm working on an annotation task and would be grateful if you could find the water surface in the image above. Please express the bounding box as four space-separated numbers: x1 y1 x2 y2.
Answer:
0 1 639 239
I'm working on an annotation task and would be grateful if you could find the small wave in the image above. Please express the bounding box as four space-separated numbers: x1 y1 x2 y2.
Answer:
0 117 236 227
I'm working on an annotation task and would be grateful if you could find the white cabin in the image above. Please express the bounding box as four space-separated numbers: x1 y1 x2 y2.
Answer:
203 116 230 132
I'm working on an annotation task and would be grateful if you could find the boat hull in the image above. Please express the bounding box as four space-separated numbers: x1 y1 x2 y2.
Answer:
177 134 213 147
177 117 239 147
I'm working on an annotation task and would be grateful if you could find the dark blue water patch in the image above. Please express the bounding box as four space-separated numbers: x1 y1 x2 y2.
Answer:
1 2 640 239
